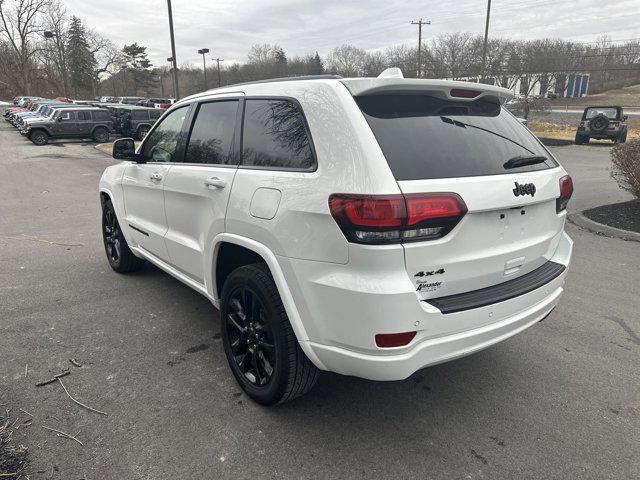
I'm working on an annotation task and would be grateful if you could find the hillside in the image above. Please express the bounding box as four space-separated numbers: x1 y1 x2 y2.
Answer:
550 84 640 107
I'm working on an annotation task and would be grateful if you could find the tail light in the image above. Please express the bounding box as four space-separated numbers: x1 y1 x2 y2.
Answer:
557 175 573 212
329 192 467 244
610 121 620 127
375 331 416 348
579 121 585 127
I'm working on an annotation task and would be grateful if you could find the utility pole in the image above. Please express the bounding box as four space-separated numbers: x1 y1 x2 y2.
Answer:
198 48 209 90
481 0 492 82
411 18 430 78
167 57 176 97
166 0 180 99
214 58 224 87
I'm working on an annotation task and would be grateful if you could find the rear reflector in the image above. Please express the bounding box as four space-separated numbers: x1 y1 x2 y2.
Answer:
329 193 467 244
557 175 573 212
375 331 416 348
450 88 481 98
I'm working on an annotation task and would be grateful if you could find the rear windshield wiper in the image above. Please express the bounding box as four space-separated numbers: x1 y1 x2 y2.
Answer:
440 116 537 156
503 155 547 169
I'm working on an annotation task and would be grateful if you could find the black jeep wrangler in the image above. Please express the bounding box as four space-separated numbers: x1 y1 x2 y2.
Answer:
575 106 628 144
25 107 114 145
107 106 162 140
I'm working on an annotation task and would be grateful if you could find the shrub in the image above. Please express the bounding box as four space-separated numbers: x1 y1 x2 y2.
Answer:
611 140 640 199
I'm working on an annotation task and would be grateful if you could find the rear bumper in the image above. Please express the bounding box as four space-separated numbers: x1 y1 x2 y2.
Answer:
292 231 573 381
306 276 564 380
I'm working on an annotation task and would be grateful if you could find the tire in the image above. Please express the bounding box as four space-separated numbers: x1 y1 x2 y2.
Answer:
29 130 48 145
618 129 627 144
137 126 150 140
220 263 319 405
93 127 109 143
101 199 145 273
588 114 609 133
574 133 588 145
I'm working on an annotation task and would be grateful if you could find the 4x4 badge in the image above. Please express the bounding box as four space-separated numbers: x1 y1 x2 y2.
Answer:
513 181 536 197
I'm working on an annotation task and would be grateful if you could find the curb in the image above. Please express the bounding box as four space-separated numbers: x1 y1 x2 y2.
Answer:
568 212 640 243
537 137 575 147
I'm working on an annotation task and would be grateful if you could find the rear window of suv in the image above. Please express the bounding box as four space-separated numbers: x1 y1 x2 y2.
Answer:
356 94 557 180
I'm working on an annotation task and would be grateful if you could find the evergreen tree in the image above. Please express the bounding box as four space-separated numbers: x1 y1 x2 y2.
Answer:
311 52 324 75
66 16 96 97
122 43 153 94
273 46 287 77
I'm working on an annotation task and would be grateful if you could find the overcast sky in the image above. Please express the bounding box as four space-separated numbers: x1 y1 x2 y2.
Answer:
62 0 640 66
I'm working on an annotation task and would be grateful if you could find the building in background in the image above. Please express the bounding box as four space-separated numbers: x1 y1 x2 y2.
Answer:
457 73 590 98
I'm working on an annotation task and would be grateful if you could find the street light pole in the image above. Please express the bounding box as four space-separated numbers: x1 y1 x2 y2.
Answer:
44 30 69 98
166 0 180 99
167 57 176 98
198 48 210 91
214 58 224 87
481 0 492 82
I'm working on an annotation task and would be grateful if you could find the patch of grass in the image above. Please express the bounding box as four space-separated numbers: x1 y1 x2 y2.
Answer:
529 119 640 143
548 84 640 108
95 140 141 156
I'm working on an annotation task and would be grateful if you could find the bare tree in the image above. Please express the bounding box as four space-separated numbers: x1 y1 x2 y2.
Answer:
87 28 120 97
326 44 367 76
40 0 68 96
0 0 50 94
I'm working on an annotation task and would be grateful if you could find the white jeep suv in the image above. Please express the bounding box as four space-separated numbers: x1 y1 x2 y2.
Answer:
99 71 574 405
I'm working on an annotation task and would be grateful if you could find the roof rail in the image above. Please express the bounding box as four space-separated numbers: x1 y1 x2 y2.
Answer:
206 74 342 91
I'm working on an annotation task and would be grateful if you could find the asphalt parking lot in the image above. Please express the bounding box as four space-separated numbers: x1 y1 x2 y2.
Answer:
1 122 638 479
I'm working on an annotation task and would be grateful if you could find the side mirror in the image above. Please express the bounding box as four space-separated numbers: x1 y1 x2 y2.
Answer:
57 117 62 122
623 115 628 121
113 138 138 161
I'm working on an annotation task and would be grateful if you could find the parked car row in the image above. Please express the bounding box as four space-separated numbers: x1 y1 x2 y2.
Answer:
3 97 164 145
98 96 176 109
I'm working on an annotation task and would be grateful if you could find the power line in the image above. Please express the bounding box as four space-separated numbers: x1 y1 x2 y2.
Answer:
410 18 430 77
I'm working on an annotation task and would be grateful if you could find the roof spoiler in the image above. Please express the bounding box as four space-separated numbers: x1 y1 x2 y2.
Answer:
342 71 514 104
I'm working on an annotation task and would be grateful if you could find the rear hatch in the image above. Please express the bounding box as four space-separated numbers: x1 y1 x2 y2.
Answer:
351 87 567 302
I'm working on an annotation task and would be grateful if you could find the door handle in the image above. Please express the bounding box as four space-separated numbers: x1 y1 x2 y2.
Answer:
149 172 163 181
204 177 227 189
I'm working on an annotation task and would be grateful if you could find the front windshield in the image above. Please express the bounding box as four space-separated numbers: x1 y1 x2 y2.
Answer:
585 107 617 119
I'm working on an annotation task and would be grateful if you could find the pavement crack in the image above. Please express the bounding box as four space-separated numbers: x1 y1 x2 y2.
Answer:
470 449 488 465
0 233 83 248
605 315 640 346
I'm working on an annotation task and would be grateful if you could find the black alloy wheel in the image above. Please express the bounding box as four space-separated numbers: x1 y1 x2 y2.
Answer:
220 263 319 405
225 285 276 387
93 127 109 143
103 205 122 266
101 200 145 273
30 130 48 145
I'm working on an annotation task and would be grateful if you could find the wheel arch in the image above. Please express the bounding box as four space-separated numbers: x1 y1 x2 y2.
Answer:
210 233 328 371
99 186 136 249
30 126 51 136
91 124 110 135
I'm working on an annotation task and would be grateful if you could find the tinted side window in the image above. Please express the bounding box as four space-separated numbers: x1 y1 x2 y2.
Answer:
77 111 90 120
141 106 189 163
241 99 315 170
184 101 238 165
60 111 75 120
92 110 110 121
149 110 162 119
132 110 149 120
